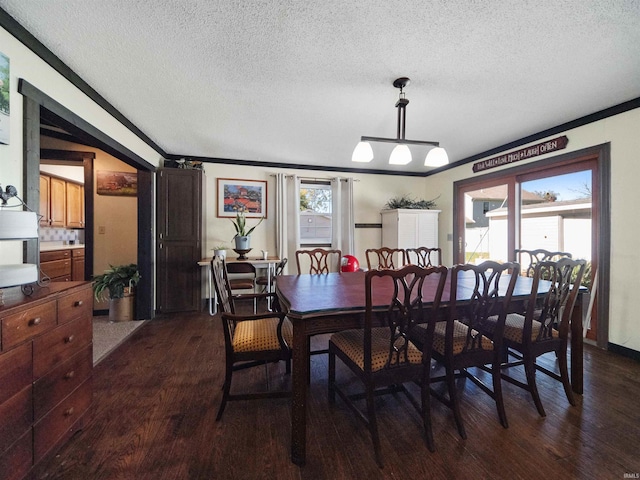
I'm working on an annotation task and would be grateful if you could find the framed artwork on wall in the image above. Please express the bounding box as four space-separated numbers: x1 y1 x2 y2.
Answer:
217 178 267 218
96 171 138 196
0 51 10 145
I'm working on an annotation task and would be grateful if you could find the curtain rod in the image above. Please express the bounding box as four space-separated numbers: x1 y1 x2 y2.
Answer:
269 174 359 182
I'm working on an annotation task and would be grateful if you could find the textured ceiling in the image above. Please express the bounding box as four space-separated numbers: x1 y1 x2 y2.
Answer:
2 1 639 173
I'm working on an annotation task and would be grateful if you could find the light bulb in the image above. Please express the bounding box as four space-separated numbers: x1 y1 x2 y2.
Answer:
425 147 449 167
389 144 412 165
352 142 374 162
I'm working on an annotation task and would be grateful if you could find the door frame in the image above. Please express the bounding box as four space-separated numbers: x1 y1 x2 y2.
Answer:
19 79 156 320
453 143 610 347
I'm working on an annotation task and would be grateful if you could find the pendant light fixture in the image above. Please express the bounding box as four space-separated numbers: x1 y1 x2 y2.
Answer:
352 77 448 167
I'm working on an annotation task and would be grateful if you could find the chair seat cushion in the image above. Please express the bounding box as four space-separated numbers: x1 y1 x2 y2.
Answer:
232 317 293 353
418 320 493 355
482 313 559 344
330 327 423 372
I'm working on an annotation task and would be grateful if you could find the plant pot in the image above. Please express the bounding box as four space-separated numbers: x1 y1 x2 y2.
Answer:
213 249 226 259
234 236 251 250
109 292 135 322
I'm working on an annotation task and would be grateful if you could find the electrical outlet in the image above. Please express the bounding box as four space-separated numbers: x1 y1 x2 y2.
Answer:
98 226 106 234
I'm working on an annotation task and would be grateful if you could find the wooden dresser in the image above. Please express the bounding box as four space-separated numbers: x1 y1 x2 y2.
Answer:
0 282 93 480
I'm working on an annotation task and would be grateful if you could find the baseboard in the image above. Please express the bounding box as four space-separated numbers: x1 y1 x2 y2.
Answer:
608 342 640 362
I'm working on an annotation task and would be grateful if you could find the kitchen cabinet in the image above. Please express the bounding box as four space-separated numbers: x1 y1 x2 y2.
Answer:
380 209 440 250
0 282 93 480
71 249 85 281
65 182 84 228
39 173 84 229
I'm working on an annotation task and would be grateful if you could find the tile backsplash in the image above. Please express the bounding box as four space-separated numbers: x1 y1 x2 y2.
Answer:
40 227 82 243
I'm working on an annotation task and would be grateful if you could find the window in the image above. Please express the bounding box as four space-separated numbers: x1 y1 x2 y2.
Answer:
299 180 332 246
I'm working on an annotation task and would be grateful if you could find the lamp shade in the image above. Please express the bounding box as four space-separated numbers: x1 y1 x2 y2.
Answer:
0 211 39 239
389 144 412 165
352 141 374 162
424 147 449 167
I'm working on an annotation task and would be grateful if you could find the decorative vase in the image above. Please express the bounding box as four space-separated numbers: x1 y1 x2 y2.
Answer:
213 249 226 259
234 235 251 250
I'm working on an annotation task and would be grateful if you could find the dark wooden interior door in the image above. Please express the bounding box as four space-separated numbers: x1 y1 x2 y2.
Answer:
156 169 203 313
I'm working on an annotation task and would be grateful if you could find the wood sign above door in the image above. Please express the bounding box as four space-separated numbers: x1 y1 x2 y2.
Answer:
473 136 569 173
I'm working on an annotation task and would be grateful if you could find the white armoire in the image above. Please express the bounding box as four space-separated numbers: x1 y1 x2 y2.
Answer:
380 209 440 249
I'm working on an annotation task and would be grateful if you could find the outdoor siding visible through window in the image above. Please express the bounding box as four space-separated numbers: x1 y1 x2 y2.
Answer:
300 181 332 246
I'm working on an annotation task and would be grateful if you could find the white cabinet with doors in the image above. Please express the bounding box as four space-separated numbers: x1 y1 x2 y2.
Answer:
380 209 440 250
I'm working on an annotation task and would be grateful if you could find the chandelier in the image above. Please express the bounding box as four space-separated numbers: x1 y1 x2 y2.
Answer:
352 77 448 167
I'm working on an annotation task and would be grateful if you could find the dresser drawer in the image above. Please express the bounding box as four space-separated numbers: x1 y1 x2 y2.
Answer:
72 248 85 258
40 250 71 262
57 285 92 325
0 343 32 404
0 386 32 456
34 345 92 421
33 379 92 463
40 259 72 280
33 315 92 379
0 430 32 480
1 300 57 351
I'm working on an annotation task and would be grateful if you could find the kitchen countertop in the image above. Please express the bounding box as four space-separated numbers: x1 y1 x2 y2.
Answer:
40 243 86 252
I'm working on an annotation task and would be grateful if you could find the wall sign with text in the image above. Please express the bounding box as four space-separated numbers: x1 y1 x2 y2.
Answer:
473 136 569 173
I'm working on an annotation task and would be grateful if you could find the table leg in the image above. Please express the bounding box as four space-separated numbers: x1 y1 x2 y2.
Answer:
291 320 308 465
570 292 584 394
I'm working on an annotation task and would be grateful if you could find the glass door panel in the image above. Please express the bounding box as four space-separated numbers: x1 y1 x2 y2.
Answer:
463 184 510 264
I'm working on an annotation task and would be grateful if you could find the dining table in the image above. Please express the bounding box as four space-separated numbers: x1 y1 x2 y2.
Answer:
276 270 585 466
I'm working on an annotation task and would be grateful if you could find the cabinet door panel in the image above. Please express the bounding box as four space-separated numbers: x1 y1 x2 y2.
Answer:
39 175 51 226
65 182 84 228
49 177 66 227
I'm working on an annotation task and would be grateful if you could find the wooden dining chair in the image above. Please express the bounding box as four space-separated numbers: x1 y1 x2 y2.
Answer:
226 261 258 312
256 257 288 293
210 256 292 421
481 257 586 417
411 260 519 439
406 246 442 267
328 264 448 467
295 248 342 274
515 248 572 277
365 247 406 270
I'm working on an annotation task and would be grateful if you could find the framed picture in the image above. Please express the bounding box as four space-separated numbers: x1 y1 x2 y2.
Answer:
0 51 10 145
96 170 138 196
217 178 267 218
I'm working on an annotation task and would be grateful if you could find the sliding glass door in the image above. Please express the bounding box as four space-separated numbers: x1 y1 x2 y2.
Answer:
454 148 603 342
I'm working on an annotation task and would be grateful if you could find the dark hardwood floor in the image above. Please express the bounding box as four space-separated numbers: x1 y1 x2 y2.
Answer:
36 303 640 479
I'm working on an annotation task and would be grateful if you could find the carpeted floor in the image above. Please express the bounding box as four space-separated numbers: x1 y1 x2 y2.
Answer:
92 316 147 365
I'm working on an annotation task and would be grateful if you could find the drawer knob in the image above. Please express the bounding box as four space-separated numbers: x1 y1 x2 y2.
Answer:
30 317 41 326
65 335 75 343
64 370 75 380
64 407 75 417
74 300 83 307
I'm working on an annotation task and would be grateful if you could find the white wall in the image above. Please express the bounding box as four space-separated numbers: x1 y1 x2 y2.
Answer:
201 163 428 268
422 107 640 352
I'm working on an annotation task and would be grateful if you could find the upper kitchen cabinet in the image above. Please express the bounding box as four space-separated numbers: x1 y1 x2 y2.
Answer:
66 182 84 228
39 174 66 227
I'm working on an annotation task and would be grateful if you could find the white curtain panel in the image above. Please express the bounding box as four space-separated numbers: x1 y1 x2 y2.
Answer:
275 174 300 273
331 178 355 255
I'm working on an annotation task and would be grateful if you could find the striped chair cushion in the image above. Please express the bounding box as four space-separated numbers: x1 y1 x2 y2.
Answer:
330 327 423 372
482 313 558 344
232 317 293 353
423 320 494 356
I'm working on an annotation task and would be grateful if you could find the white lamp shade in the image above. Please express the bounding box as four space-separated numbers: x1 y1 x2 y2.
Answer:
0 211 39 239
352 141 374 162
0 264 38 288
389 144 412 165
424 147 449 167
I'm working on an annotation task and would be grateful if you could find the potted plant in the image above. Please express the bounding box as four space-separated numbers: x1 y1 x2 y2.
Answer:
384 194 439 210
212 244 227 259
92 264 141 322
230 212 264 250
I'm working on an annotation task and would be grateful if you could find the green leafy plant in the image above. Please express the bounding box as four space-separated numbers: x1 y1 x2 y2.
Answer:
92 264 141 301
230 212 264 238
384 194 439 210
